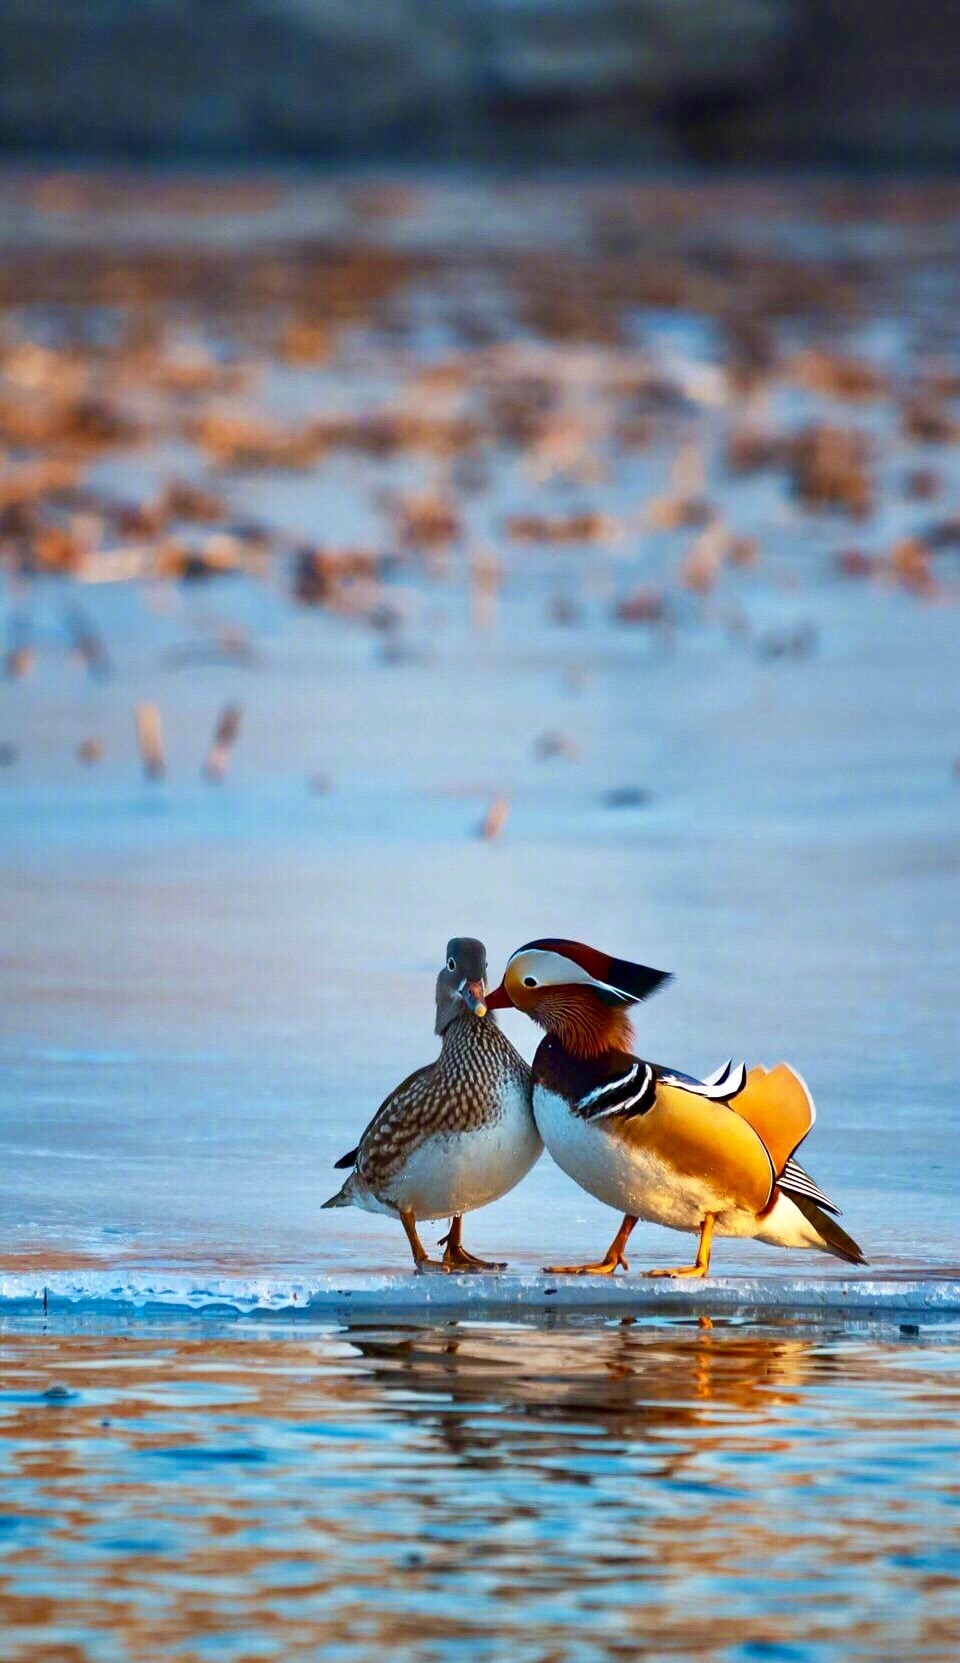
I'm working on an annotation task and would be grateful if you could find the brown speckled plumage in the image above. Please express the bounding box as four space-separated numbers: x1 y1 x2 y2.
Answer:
353 1013 530 1194
323 936 540 1270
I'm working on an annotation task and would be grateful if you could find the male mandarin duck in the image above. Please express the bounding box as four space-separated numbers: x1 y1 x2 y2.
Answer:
323 937 540 1272
484 938 864 1277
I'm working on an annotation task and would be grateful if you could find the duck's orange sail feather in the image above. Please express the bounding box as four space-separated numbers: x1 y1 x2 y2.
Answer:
728 1063 815 1177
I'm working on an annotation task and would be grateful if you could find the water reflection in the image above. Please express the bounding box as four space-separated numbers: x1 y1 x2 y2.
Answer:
0 1317 958 1661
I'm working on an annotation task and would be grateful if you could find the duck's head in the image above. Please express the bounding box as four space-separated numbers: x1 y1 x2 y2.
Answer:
484 938 671 1056
435 937 489 1035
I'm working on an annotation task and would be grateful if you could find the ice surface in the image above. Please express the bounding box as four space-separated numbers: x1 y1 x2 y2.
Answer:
1 1270 959 1323
1 183 958 1313
3 562 956 1295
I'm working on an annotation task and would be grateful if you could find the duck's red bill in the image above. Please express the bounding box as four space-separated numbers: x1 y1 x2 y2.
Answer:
462 981 488 1016
483 983 510 1010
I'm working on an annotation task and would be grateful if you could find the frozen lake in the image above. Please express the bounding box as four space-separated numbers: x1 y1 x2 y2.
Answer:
0 174 958 1311
2 516 958 1307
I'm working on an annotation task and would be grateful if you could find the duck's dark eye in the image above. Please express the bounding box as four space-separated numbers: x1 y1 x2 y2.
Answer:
523 976 537 988
447 957 456 972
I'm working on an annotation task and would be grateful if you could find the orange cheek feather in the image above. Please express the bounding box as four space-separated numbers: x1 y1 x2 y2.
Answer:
532 989 635 1058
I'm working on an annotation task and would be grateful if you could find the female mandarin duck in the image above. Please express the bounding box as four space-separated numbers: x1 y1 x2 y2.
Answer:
323 937 540 1273
484 938 864 1277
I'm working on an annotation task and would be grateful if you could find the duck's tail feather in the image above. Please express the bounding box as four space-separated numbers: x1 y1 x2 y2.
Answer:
788 1192 866 1265
779 1155 841 1216
334 1145 359 1171
321 1176 355 1209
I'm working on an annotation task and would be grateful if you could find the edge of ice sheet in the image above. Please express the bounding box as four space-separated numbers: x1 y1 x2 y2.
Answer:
1 1270 959 1321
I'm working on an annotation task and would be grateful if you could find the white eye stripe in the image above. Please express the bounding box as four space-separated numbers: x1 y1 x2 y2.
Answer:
507 948 631 1001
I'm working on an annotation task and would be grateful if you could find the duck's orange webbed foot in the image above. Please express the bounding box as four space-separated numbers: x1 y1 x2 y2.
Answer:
543 1255 627 1276
543 1214 637 1277
444 1246 507 1272
414 1257 452 1275
643 1214 715 1281
401 1210 450 1275
438 1217 506 1273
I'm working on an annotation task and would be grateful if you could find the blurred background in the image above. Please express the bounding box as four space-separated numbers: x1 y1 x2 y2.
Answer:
0 0 958 168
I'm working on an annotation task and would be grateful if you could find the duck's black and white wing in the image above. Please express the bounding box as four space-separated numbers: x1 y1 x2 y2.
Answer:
575 1059 657 1124
657 1057 747 1101
778 1156 841 1216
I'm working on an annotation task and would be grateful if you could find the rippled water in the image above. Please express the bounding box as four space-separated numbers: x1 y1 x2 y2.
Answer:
2 1315 958 1661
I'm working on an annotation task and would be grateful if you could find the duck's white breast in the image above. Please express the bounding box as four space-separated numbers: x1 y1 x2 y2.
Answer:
381 1078 541 1221
533 1083 717 1233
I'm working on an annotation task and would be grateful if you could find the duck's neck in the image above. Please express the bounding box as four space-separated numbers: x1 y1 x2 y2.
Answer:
537 992 634 1059
439 1010 497 1048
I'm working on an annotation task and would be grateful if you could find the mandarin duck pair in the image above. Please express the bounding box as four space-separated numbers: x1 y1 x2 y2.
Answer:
324 937 864 1276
